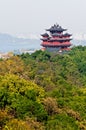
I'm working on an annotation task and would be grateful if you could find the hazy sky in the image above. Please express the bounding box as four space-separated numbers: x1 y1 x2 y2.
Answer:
0 0 86 37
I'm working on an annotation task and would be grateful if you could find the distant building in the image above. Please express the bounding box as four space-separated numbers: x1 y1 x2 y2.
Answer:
41 24 72 52
13 49 36 55
0 52 13 59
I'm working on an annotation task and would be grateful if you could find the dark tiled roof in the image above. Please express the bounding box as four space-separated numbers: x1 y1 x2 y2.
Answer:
41 33 49 37
64 33 72 36
46 24 67 32
51 33 62 36
51 33 72 37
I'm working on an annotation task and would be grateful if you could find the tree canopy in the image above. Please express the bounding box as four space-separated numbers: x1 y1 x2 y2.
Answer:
0 46 86 130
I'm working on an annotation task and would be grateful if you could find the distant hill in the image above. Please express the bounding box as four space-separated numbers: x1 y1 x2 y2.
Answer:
0 33 86 52
0 33 41 52
0 33 40 44
72 39 86 46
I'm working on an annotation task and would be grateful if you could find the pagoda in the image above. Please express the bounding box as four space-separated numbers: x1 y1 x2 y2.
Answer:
41 24 72 52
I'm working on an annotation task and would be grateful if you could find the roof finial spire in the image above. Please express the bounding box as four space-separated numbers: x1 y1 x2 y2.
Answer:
56 23 59 27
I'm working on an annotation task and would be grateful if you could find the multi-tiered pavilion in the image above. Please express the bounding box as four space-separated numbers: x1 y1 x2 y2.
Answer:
41 24 72 52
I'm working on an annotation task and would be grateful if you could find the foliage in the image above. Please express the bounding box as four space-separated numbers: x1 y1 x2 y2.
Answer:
42 97 61 115
0 46 86 129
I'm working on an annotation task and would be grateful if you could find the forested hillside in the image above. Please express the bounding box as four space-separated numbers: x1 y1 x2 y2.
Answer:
0 46 86 130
